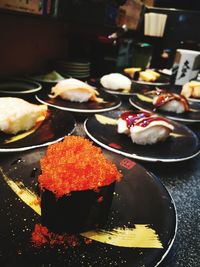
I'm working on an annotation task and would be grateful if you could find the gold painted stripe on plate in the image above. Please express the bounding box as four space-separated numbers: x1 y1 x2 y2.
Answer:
95 114 117 125
0 167 41 215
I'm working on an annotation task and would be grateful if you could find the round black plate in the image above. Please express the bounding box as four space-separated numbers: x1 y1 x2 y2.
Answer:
36 88 121 113
84 111 200 162
129 93 200 123
132 72 170 87
0 107 76 152
0 147 176 267
0 78 42 95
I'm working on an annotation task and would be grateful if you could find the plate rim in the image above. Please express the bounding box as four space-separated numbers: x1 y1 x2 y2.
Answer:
154 186 178 267
188 97 200 103
0 110 76 152
0 78 42 94
35 94 122 113
30 77 64 84
84 115 200 162
132 80 170 86
101 87 136 96
131 71 170 87
141 166 178 267
0 136 68 153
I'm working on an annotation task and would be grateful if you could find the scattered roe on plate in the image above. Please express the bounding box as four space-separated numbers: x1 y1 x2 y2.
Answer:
31 223 92 248
38 136 122 198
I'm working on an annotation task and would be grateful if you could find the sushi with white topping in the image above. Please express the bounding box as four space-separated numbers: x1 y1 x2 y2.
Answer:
49 78 99 103
0 97 47 134
100 73 132 91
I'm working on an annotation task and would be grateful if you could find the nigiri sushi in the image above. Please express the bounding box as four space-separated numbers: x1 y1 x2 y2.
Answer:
100 73 132 91
181 81 200 99
117 111 174 145
49 78 99 103
0 97 47 134
152 92 189 113
139 70 160 82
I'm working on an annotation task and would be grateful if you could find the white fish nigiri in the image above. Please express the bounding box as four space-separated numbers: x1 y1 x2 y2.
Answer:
49 78 99 103
100 73 131 91
117 111 174 145
153 92 189 114
0 97 47 134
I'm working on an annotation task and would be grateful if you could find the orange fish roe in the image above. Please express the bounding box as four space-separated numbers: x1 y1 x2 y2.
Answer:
31 224 79 248
39 136 122 198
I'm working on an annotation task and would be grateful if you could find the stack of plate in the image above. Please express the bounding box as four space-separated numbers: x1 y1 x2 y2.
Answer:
54 60 91 79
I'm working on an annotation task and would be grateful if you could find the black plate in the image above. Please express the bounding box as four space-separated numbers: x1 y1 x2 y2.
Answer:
188 96 200 103
84 111 200 162
0 147 176 267
36 88 121 113
0 78 42 96
99 74 169 96
129 93 200 123
0 107 76 152
132 72 170 87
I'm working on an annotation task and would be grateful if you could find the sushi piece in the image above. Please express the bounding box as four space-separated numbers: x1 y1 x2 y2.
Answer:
139 70 160 82
100 73 132 91
39 136 122 233
117 111 174 145
0 97 47 134
49 78 99 103
152 92 189 113
181 81 200 99
123 68 160 82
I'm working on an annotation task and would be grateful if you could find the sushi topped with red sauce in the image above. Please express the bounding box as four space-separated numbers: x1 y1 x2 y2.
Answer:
117 111 174 145
152 91 189 113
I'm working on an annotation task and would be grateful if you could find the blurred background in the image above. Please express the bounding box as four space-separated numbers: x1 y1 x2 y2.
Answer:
0 0 200 78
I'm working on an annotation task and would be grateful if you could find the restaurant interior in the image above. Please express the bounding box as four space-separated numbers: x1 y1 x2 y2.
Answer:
0 0 199 266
